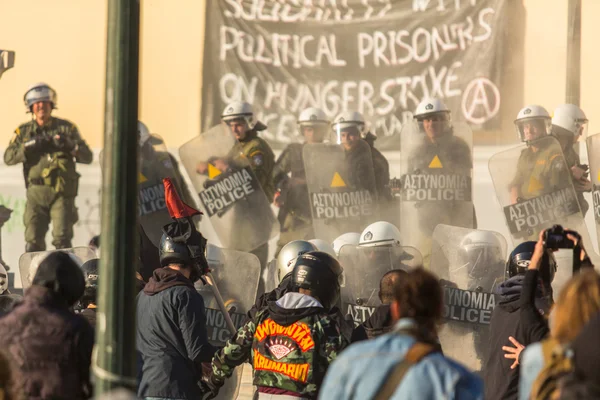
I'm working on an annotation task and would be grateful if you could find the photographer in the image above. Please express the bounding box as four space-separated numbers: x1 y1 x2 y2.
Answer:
483 230 557 400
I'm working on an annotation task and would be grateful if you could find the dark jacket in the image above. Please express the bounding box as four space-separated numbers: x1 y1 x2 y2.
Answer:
363 133 392 201
0 285 94 399
351 304 393 342
80 308 97 328
346 139 378 197
483 271 552 400
136 267 217 399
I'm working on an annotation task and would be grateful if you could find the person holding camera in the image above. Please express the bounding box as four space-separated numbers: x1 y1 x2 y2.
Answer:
4 83 92 252
483 226 592 400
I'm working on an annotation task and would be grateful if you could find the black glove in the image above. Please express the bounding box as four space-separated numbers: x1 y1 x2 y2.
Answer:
23 135 53 155
200 375 221 399
52 134 76 152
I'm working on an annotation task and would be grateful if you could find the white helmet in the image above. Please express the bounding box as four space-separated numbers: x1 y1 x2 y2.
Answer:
459 230 505 278
359 221 401 247
331 111 366 140
221 101 256 129
552 104 588 137
138 121 151 146
332 232 361 256
24 82 57 111
414 98 450 120
308 239 337 259
514 105 552 142
298 107 329 126
276 240 318 284
0 263 7 294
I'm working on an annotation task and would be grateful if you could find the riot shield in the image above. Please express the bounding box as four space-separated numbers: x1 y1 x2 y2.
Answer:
488 136 586 245
197 244 261 346
100 134 195 246
586 133 600 251
178 125 278 252
338 245 422 326
19 247 97 289
303 143 378 243
399 121 474 265
430 225 506 372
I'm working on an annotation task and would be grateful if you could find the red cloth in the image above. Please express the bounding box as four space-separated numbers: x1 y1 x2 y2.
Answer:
163 178 202 219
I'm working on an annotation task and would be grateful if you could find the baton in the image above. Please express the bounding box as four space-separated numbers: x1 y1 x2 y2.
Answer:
205 272 237 335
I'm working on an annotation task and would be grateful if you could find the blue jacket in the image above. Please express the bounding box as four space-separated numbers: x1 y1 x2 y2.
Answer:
519 342 544 400
319 318 483 400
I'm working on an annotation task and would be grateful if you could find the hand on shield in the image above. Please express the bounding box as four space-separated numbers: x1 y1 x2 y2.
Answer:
571 165 587 180
573 177 592 192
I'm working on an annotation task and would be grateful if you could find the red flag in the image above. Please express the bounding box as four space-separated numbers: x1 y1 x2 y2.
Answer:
163 178 202 219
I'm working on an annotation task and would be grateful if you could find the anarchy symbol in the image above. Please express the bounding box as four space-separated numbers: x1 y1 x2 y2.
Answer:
461 78 500 125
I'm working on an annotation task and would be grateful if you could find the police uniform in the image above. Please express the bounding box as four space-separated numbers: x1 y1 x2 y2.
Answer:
563 145 590 216
209 295 348 398
4 117 92 251
345 139 378 197
510 140 570 200
272 143 313 254
364 132 392 201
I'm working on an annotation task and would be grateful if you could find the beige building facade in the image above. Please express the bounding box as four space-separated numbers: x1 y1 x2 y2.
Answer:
0 0 599 148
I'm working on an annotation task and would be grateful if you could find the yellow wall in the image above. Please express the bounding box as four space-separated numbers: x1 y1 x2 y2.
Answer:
0 0 597 148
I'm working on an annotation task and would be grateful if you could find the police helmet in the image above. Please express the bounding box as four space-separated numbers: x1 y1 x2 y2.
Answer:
506 241 557 285
80 259 99 307
221 101 256 129
24 82 57 112
332 232 361 257
414 98 451 121
308 239 337 259
514 105 552 142
291 251 344 310
552 104 588 138
331 111 366 142
359 221 401 248
276 240 318 284
298 107 329 141
459 230 505 278
138 120 151 146
0 263 7 295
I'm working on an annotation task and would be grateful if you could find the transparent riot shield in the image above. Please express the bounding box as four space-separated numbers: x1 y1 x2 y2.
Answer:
488 136 586 245
19 247 97 289
303 142 378 243
178 125 278 252
100 134 196 246
430 224 506 372
587 133 600 251
338 245 422 326
399 121 474 266
197 244 261 346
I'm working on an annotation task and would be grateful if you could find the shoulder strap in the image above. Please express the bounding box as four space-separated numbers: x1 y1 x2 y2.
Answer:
373 342 438 400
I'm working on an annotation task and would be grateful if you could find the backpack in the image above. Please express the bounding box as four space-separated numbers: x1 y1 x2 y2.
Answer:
530 338 573 400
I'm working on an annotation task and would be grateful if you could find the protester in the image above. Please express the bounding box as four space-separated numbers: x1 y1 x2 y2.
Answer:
351 269 407 342
0 350 19 400
0 251 93 399
136 179 217 399
320 267 483 399
483 231 558 400
517 231 597 399
206 251 348 399
559 312 600 397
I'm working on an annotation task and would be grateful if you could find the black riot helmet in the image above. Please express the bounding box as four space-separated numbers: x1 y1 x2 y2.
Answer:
506 241 557 285
291 251 344 310
80 259 99 307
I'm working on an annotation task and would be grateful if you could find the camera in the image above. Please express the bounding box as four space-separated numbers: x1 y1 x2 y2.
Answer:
543 225 578 249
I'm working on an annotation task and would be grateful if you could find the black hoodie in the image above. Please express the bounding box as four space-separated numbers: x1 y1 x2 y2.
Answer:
483 271 552 400
351 304 393 342
136 267 217 399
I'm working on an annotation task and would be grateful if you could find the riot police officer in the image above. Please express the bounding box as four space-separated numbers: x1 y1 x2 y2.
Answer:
509 105 570 204
551 104 591 215
272 108 329 254
331 111 378 198
4 83 93 252
221 102 275 269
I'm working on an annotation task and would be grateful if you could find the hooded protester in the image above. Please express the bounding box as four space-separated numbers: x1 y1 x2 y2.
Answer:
0 251 93 399
206 251 349 399
136 178 218 399
483 235 558 400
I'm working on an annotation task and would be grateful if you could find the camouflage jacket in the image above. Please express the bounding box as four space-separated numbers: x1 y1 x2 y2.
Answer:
210 292 348 398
